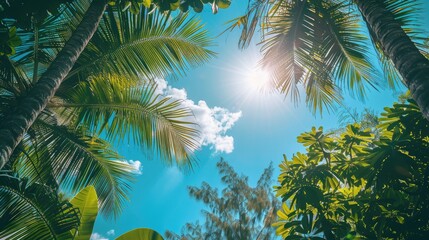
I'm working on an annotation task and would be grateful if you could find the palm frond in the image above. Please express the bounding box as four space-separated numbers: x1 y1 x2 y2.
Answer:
313 0 376 98
224 0 273 49
59 7 213 91
259 0 375 113
0 56 30 96
14 115 137 219
52 75 199 167
260 0 308 103
10 0 92 82
0 174 79 240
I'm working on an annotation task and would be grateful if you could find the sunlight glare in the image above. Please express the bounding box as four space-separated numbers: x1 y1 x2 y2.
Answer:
245 67 273 93
213 49 292 118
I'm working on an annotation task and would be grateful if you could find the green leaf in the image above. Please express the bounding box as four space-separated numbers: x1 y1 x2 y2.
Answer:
56 75 199 167
0 175 79 240
142 0 151 8
116 228 164 240
216 0 231 9
63 8 214 83
70 186 99 240
15 119 137 219
130 2 141 14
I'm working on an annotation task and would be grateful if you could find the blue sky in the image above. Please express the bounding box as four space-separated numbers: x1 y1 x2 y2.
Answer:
91 2 428 239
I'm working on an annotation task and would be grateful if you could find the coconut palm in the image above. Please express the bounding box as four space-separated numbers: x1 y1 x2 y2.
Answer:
2 71 200 219
229 0 429 116
355 0 429 118
0 0 226 167
0 4 214 218
0 0 107 167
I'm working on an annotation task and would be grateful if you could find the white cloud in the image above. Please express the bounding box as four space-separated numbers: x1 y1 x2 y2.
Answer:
155 79 242 154
126 160 142 175
107 229 115 236
116 160 142 175
90 233 108 240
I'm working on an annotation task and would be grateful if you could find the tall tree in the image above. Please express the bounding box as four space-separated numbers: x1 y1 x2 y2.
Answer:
0 0 231 168
1 6 215 218
274 98 429 239
229 0 429 118
0 0 107 168
165 159 280 240
354 0 429 119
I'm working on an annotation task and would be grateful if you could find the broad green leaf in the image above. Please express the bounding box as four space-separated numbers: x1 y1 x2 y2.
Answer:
70 186 99 240
116 228 164 240
142 0 151 8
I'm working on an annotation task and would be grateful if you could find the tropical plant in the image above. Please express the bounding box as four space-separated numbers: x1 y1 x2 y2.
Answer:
0 181 165 240
0 174 80 239
0 4 215 218
229 0 429 118
274 98 429 239
70 186 99 240
117 228 164 240
0 0 232 168
165 159 281 240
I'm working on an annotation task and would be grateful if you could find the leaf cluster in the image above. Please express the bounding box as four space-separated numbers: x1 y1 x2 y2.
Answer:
1 0 213 221
228 0 428 114
274 99 429 239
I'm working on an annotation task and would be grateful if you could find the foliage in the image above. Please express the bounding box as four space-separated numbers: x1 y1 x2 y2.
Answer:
0 26 22 56
165 159 280 240
0 180 163 240
228 0 428 114
274 99 429 239
0 0 231 55
0 174 80 240
0 0 73 30
70 186 99 240
1 1 214 218
117 228 164 240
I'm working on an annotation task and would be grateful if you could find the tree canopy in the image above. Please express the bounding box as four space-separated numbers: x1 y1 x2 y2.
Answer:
274 98 429 239
229 0 429 116
166 159 281 240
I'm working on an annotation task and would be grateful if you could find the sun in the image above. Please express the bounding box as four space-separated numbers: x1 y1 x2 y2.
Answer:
213 49 290 116
245 67 274 93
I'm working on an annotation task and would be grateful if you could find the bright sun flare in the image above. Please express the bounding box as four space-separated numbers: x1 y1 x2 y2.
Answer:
246 67 273 93
216 50 289 115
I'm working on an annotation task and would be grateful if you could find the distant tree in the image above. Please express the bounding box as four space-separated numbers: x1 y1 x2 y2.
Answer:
274 99 429 239
165 159 281 240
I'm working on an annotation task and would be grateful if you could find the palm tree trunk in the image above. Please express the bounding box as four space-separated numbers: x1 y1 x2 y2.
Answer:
0 0 108 169
355 0 429 119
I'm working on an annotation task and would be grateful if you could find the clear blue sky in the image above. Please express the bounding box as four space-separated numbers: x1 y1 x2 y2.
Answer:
91 2 428 239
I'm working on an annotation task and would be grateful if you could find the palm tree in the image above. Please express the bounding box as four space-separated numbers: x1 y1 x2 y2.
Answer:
1 5 214 218
0 0 225 168
0 0 108 168
354 0 429 119
229 0 429 117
